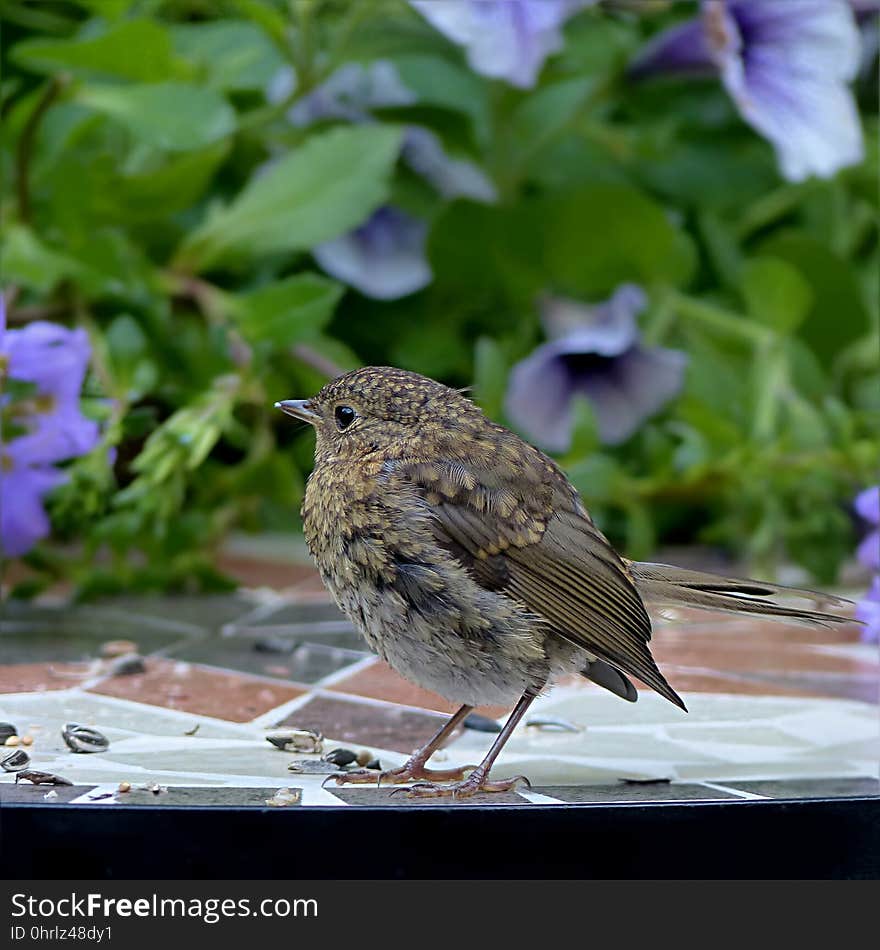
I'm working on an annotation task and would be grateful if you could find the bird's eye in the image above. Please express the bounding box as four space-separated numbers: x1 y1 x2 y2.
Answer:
334 405 356 430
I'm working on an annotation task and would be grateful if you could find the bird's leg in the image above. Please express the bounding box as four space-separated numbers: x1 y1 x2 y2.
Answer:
328 704 479 786
404 689 540 799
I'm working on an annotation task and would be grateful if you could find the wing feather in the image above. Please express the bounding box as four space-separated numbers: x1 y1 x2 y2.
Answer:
397 455 685 709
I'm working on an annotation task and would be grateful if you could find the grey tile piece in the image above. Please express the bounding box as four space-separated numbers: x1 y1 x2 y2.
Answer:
93 594 256 633
725 777 880 800
531 782 741 803
167 637 365 685
0 605 194 664
112 785 302 807
244 602 350 628
0 780 94 804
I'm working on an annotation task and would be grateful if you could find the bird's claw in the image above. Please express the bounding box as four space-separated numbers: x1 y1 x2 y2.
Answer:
395 772 532 799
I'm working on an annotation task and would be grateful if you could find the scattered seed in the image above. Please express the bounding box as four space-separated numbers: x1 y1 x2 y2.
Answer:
143 782 166 795
107 653 146 676
43 790 59 801
21 735 33 747
4 735 21 747
287 759 341 774
322 747 357 768
253 638 295 655
118 781 132 793
265 787 302 807
266 729 323 754
0 723 17 744
1 748 30 772
14 770 73 786
101 639 138 658
184 724 200 736
463 713 502 733
525 716 583 733
62 723 109 754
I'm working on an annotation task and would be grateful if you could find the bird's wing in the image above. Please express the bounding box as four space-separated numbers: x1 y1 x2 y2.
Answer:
394 452 684 709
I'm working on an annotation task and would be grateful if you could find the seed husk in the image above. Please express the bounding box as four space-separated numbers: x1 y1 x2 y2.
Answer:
62 723 109 754
1 748 30 772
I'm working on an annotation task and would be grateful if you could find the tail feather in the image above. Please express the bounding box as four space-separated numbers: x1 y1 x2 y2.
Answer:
627 561 854 628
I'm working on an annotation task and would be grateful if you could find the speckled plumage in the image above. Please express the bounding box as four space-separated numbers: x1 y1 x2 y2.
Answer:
293 367 679 710
278 366 851 796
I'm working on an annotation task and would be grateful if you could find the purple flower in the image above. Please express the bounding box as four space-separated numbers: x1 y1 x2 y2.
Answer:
401 126 496 202
272 60 417 126
410 0 593 88
630 0 864 182
312 207 432 300
504 285 687 450
854 486 879 644
271 60 495 296
856 576 880 645
278 60 496 203
855 486 879 570
0 295 99 557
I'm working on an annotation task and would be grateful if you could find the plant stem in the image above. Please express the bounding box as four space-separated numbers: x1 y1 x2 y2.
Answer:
665 289 772 345
292 343 345 379
15 76 67 223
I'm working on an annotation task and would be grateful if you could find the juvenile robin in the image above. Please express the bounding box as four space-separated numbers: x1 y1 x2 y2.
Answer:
277 366 850 798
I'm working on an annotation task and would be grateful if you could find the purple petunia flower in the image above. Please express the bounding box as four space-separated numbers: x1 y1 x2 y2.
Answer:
312 207 433 301
270 59 495 297
630 0 864 182
856 576 880 644
410 0 594 88
0 294 99 557
855 486 879 570
504 285 687 451
854 486 879 644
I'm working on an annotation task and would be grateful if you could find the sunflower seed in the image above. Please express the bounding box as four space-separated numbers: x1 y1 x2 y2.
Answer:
265 729 323 754
62 723 109 753
1 748 30 772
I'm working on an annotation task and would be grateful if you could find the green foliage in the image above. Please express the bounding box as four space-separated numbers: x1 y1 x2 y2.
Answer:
1 0 876 596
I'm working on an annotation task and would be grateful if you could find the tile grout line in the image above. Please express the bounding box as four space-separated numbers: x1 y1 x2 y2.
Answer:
698 781 771 801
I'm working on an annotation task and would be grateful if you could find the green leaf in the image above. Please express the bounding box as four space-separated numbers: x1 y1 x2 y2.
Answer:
179 124 403 270
392 54 490 143
117 142 230 220
13 19 184 83
740 257 812 334
759 231 871 360
0 225 89 292
231 274 344 346
171 20 285 91
538 184 696 296
564 396 600 460
106 314 158 400
473 336 508 420
509 77 595 155
75 82 236 151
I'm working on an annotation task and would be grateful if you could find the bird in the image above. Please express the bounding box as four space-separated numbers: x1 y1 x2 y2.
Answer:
276 366 853 798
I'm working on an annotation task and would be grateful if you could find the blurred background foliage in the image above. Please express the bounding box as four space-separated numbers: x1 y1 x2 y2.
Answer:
1 0 877 599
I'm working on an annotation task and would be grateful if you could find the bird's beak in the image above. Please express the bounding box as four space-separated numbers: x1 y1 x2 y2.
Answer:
274 399 320 424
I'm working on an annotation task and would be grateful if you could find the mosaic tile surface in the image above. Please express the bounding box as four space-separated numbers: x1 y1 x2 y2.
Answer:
1 568 878 809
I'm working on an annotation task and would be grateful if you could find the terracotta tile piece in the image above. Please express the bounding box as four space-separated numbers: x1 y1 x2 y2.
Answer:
277 694 449 754
89 658 305 722
0 662 97 693
328 660 510 718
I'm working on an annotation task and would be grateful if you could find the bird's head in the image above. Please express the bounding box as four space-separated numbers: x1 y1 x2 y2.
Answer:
276 366 481 461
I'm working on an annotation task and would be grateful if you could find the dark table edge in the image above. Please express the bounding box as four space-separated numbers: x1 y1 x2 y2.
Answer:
2 795 878 879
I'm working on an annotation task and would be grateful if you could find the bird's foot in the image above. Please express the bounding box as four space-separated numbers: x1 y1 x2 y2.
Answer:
396 768 531 799
324 756 479 788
